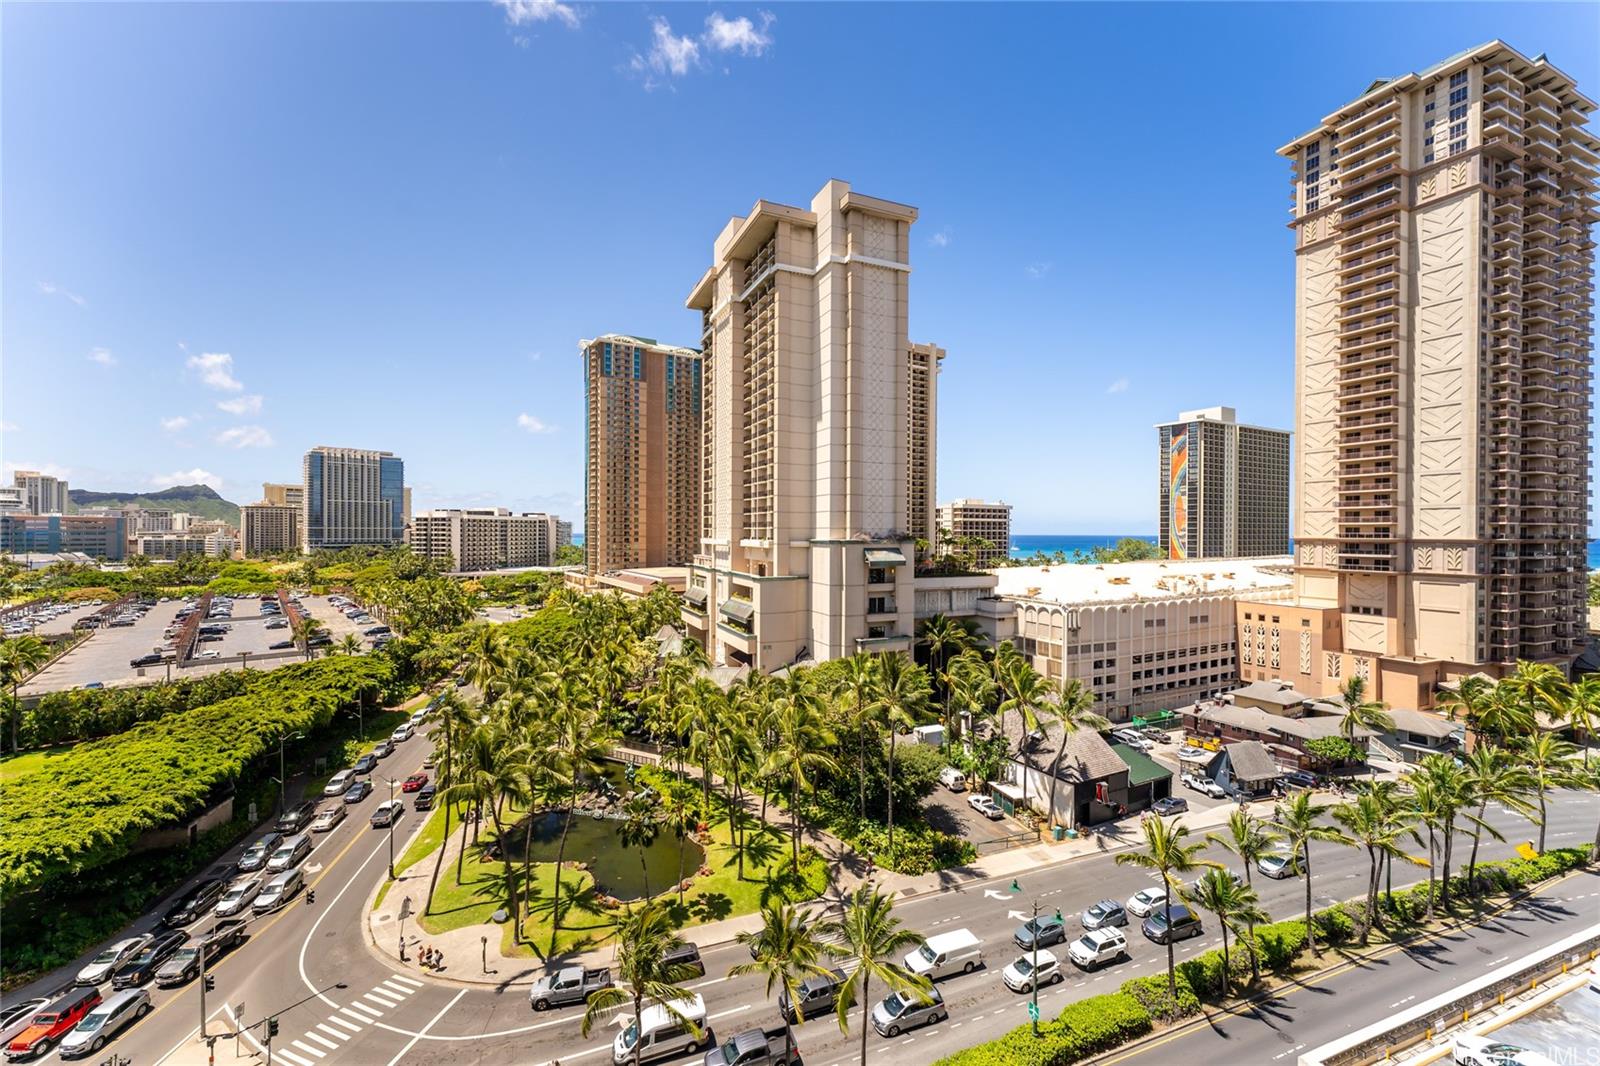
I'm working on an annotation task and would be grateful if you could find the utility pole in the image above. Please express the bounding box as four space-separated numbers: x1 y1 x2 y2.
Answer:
385 777 397 879
276 730 304 815
198 937 210 1039
1029 897 1041 1036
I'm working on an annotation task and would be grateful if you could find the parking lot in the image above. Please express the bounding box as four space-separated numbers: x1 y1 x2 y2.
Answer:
3 600 104 638
21 600 188 694
190 595 299 667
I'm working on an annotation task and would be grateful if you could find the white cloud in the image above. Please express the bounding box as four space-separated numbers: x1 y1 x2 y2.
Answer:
217 394 263 416
927 228 951 249
1106 377 1130 395
634 16 700 79
160 415 192 432
186 352 243 391
704 11 774 56
37 281 86 307
0 422 17 433
1025 262 1053 279
87 347 116 367
215 425 274 449
495 0 580 29
151 468 222 491
517 413 555 434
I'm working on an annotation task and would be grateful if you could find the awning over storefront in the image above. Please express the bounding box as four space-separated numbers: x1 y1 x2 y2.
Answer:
864 548 907 566
719 598 755 624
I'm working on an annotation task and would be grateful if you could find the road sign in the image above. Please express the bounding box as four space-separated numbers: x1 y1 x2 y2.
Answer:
1027 1002 1039 1022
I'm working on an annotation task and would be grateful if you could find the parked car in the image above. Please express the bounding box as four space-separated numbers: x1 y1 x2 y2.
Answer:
937 767 967 792
967 794 1004 820
1068 928 1130 970
1151 796 1189 816
370 800 404 828
129 654 163 668
1176 745 1210 762
1142 728 1172 744
253 868 304 912
414 784 437 811
276 801 318 835
154 946 205 988
777 968 849 1023
311 805 347 832
111 930 187 989
905 928 982 981
0 1001 53 1051
529 967 613 1010
1257 852 1297 879
1285 770 1320 790
5 987 101 1061
76 937 150 985
323 770 356 797
267 834 312 872
214 876 263 917
870 987 945 1038
612 995 708 1064
1111 729 1154 751
372 740 395 759
1081 899 1128 930
703 1023 802 1066
343 780 373 803
1124 887 1167 919
1141 903 1204 945
1001 948 1063 993
402 772 429 793
163 878 227 926
266 620 288 630
352 755 378 775
390 724 413 743
269 640 295 650
661 942 706 978
1014 914 1067 950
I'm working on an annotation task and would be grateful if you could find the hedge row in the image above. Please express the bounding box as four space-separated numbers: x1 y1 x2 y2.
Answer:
16 670 262 750
0 656 400 893
933 845 1593 1066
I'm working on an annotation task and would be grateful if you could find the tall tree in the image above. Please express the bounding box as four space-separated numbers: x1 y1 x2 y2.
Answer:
1114 818 1217 996
1564 674 1600 767
869 651 931 858
1040 679 1109 833
0 635 49 752
1438 674 1530 748
762 672 839 870
832 655 880 820
548 681 614 952
424 690 481 907
915 614 977 739
1460 744 1533 882
580 902 704 1066
1188 870 1267 994
619 792 662 899
820 884 931 1066
450 723 531 940
1521 731 1578 854
1206 809 1280 981
1330 792 1421 944
1270 792 1345 957
1335 677 1393 750
730 903 833 1060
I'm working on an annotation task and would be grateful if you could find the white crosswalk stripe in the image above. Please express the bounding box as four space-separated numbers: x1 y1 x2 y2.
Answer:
314 1025 349 1043
380 979 416 996
339 1007 372 1025
389 974 424 988
291 1039 326 1058
275 1051 313 1066
305 1032 339 1050
327 1014 362 1033
365 991 402 1008
349 1001 383 1018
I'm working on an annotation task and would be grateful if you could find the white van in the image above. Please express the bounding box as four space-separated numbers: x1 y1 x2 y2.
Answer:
904 928 983 981
612 994 708 1064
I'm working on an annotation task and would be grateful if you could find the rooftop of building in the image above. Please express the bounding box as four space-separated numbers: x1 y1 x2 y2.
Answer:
941 498 1011 509
1230 679 1316 707
1186 700 1372 741
1153 405 1291 435
990 555 1294 607
579 333 700 358
1002 713 1130 784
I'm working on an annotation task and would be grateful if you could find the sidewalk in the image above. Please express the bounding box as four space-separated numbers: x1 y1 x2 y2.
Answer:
361 793 1262 988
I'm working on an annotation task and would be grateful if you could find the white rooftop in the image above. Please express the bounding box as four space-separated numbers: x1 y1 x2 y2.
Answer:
990 556 1294 606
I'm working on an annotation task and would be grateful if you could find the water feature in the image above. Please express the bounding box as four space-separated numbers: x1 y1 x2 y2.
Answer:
500 765 706 901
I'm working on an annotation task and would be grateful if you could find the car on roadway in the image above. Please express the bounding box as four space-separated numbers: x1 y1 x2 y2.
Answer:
266 833 312 872
1453 1036 1559 1066
311 805 347 832
214 876 263 917
1285 770 1320 791
372 739 395 759
238 832 284 872
402 772 429 793
352 754 378 775
58 986 151 1060
777 967 850 1023
1141 902 1204 945
703 1024 802 1066
76 937 150 986
1176 744 1209 762
390 723 413 743
0 1000 52 1049
1081 899 1128 930
343 780 373 804
414 784 437 811
409 707 430 727
370 800 405 828
154 946 205 988
870 986 945 1038
1001 948 1063 993
269 640 295 650
111 930 187 989
5 987 101 1061
252 868 304 912
967 794 1004 820
528 966 614 1011
613 994 708 1064
1068 928 1129 970
275 800 318 835
1151 796 1189 816
162 878 227 926
1257 852 1297 879
324 770 356 797
661 943 706 978
129 654 163 668
1013 914 1067 950
1124 887 1167 919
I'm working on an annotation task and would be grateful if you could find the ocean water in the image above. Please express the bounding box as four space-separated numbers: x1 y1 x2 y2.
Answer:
1011 535 1600 570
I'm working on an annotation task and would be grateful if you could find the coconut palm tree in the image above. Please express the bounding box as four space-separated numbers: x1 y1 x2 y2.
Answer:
1114 818 1218 996
1188 870 1267 994
661 785 699 904
581 902 704 1066
1206 809 1280 981
0 635 49 752
548 685 615 952
1270 792 1346 957
820 883 931 1066
1501 661 1568 740
453 722 531 940
619 792 663 899
1041 679 1109 834
762 673 839 870
945 649 997 748
459 622 511 702
1521 731 1578 854
337 633 363 656
870 651 931 859
1413 753 1486 911
1461 744 1534 883
916 614 977 738
730 903 833 1058
289 615 326 662
1438 674 1529 748
1564 674 1600 767
996 656 1053 757
1330 792 1422 943
832 655 880 820
1335 677 1393 750
424 691 482 908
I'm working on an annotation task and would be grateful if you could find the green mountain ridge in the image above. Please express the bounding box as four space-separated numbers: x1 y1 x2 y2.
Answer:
67 484 242 526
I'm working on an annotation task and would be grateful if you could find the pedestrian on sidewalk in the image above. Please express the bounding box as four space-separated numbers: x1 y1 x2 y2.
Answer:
434 947 445 972
399 936 408 962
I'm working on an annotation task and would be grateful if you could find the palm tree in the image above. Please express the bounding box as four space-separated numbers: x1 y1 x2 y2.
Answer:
424 691 480 891
730 903 832 1058
1114 818 1218 996
1041 679 1109 833
619 792 662 899
945 649 996 747
1439 674 1529 748
661 786 699 905
1335 677 1393 752
337 632 363 656
1501 661 1568 740
1413 753 1485 911
1461 744 1534 883
762 674 839 870
459 622 510 702
916 614 977 738
1188 870 1267 994
1271 792 1345 957
581 902 704 1066
289 616 326 662
0 635 49 752
548 685 614 952
453 723 530 940
996 656 1053 757
1564 674 1600 767
1206 809 1279 981
832 655 880 820
1521 731 1578 854
1330 792 1421 943
870 652 931 859
821 883 931 1065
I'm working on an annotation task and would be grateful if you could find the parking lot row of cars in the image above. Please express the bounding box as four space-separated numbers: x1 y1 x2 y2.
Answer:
2 600 104 638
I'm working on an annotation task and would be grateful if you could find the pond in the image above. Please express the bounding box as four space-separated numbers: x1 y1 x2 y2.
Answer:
500 765 706 902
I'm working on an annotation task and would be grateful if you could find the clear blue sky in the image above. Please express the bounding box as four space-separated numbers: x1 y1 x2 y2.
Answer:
4 2 1596 533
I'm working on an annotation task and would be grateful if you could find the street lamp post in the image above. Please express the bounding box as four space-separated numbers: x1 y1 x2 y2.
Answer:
276 730 304 816
253 982 347 1066
1029 897 1041 1037
385 777 397 879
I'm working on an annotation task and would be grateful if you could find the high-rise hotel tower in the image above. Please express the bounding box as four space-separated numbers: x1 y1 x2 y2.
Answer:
1260 42 1596 709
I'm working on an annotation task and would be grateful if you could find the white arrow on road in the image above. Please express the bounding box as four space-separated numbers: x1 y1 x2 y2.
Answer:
1007 910 1028 922
304 863 324 874
983 889 1014 901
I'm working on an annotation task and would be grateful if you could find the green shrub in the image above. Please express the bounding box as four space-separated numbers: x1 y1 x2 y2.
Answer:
1252 919 1308 972
931 992 1151 1066
1315 906 1355 944
1177 945 1252 999
1119 971 1200 1022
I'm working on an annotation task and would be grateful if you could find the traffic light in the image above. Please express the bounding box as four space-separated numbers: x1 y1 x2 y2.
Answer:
203 975 216 992
267 1019 280 1039
306 888 316 905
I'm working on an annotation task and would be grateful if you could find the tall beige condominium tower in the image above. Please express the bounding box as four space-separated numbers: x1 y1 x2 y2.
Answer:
682 180 922 670
13 471 68 514
1272 41 1596 709
262 483 304 510
937 499 1012 567
1156 407 1291 559
581 334 702 574
240 503 300 557
906 342 944 551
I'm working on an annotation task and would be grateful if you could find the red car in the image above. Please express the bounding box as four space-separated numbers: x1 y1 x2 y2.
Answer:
401 772 428 793
5 987 100 1060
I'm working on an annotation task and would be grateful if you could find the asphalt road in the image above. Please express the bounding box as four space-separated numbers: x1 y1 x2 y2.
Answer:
36 783 1585 1066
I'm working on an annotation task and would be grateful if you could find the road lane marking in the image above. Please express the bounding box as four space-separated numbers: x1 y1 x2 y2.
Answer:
384 988 466 1066
380 979 416 996
275 1050 314 1066
366 990 403 1007
315 1024 349 1042
329 1014 363 1032
306 1032 340 1050
389 974 423 988
350 1000 384 1017
291 1039 326 1058
690 976 729 989
341 1007 373 1024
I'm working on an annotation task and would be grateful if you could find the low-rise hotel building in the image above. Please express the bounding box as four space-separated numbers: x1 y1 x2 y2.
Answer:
0 513 126 561
407 508 563 571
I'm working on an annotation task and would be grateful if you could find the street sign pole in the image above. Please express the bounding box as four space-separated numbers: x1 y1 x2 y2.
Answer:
1030 897 1040 1036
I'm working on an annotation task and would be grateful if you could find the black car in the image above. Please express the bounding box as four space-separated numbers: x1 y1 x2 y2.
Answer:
275 801 317 835
342 780 373 804
237 832 284 873
661 942 705 977
778 967 851 1023
414 784 436 811
1151 796 1189 816
269 640 295 651
352 754 378 775
162 879 226 926
112 930 187 989
1285 770 1319 790
198 633 223 643
129 654 163 668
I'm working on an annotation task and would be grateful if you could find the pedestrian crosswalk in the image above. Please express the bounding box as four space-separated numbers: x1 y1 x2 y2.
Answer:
271 974 424 1066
